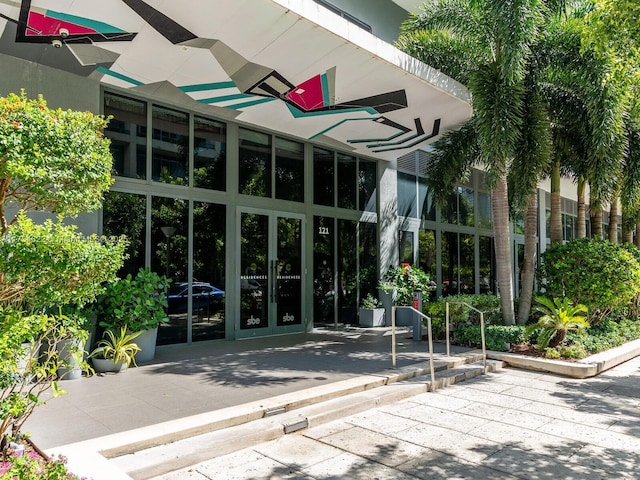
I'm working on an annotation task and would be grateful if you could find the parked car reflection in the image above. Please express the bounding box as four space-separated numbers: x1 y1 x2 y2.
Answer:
167 282 224 314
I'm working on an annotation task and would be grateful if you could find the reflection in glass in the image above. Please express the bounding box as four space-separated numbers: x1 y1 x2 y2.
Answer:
441 231 458 296
338 219 357 323
399 230 414 265
397 172 417 218
104 92 146 179
460 233 475 294
313 147 334 206
479 236 495 294
192 202 226 341
477 192 492 229
459 187 474 226
240 213 268 329
152 196 188 345
418 178 436 221
194 116 226 191
337 153 356 209
239 128 271 197
102 191 146 277
275 137 304 202
313 216 335 326
418 229 436 300
152 105 189 183
277 217 302 326
359 159 377 212
359 221 378 301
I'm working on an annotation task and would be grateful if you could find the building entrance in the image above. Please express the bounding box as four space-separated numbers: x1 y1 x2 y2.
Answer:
237 209 305 338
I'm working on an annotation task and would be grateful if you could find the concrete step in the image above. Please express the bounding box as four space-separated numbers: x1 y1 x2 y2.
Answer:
111 355 503 480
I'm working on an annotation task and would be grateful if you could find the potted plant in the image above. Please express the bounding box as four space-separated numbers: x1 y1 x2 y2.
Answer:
54 310 92 381
358 294 385 327
89 327 142 373
95 267 169 363
378 265 434 326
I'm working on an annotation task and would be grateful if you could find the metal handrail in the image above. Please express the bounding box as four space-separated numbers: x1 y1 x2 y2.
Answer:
391 306 437 390
446 302 487 373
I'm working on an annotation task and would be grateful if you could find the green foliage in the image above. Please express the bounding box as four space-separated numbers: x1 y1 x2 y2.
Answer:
425 294 503 326
537 239 640 322
0 309 91 443
567 317 640 353
453 324 526 351
89 327 141 368
0 214 127 309
378 265 434 306
525 296 589 349
360 294 382 309
544 347 561 359
557 343 588 359
95 268 169 332
0 450 86 479
0 91 113 233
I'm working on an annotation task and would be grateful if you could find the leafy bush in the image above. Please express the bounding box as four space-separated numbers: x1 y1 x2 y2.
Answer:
567 318 640 353
558 344 588 359
537 239 640 323
453 324 526 351
525 296 589 349
379 265 433 306
425 294 503 327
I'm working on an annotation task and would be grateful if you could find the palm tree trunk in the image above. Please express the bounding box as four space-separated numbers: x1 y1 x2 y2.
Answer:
517 193 538 325
492 173 515 325
550 159 563 243
608 195 619 243
636 223 640 247
622 208 633 243
576 177 587 239
591 206 603 239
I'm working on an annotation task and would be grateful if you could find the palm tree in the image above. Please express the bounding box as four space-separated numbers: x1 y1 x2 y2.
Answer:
526 295 589 349
397 0 546 325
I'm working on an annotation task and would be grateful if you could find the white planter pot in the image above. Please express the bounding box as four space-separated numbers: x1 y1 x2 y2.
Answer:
133 327 158 364
92 357 126 374
358 308 386 327
56 337 84 380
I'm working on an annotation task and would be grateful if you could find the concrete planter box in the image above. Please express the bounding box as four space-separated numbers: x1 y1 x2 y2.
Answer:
358 308 385 327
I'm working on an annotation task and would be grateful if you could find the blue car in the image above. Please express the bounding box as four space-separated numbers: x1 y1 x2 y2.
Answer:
167 282 224 314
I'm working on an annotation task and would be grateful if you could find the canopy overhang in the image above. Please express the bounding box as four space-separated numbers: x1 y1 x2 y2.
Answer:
0 0 472 161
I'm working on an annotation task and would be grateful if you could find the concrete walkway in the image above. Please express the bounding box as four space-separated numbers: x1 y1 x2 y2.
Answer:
153 355 640 480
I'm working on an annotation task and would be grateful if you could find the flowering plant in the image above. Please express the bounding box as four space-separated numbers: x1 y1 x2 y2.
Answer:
0 448 89 480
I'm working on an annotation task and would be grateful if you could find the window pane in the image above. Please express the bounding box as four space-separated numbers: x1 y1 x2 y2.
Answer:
192 201 226 341
460 233 475 294
102 191 146 277
337 153 356 209
418 178 436 221
313 147 334 206
275 137 304 202
338 219 357 323
459 187 474 227
479 236 495 294
359 221 378 300
441 231 458 296
399 230 414 265
152 105 189 184
397 172 416 218
152 196 188 345
359 159 377 212
104 93 146 179
194 116 226 191
418 229 436 300
442 190 458 224
477 191 492 229
313 216 335 326
239 128 271 197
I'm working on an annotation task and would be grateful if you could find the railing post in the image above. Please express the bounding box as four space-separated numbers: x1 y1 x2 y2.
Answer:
426 313 436 391
391 306 396 369
480 311 486 373
445 302 450 357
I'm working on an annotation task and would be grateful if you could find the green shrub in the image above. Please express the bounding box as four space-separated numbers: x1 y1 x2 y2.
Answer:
379 265 433 306
453 324 526 351
558 343 587 359
424 294 502 327
567 318 640 353
544 347 561 359
537 239 640 323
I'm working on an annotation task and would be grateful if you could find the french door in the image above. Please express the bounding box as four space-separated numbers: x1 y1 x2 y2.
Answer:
237 208 305 338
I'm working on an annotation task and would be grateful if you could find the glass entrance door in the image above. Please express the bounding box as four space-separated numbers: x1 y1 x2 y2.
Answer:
238 209 304 337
